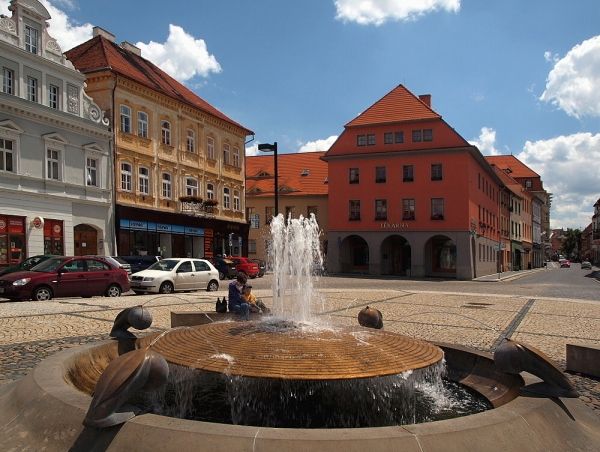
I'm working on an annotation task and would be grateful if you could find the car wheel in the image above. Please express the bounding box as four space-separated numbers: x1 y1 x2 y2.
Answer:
106 284 122 297
219 271 225 280
159 281 174 294
32 286 53 301
133 291 145 295
207 279 219 292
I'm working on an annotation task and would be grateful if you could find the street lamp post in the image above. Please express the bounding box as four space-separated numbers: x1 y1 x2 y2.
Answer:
258 142 278 216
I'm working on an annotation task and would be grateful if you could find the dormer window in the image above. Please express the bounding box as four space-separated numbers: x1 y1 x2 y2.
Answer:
25 25 39 54
301 169 310 176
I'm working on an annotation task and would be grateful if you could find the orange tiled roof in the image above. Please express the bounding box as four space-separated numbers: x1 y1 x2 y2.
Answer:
491 164 524 198
345 84 441 127
246 151 328 197
66 35 252 135
485 155 539 178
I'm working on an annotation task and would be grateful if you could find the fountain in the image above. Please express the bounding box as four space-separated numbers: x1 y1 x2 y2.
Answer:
1 214 599 450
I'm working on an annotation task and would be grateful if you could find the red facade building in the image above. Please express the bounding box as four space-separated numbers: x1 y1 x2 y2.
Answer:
323 85 504 279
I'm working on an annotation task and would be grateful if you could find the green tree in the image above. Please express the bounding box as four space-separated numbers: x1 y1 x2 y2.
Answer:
561 228 581 259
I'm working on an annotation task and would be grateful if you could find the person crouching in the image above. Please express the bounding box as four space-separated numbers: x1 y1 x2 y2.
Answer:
228 274 249 320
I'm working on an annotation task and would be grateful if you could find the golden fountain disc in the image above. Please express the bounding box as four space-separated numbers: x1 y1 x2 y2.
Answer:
138 321 444 380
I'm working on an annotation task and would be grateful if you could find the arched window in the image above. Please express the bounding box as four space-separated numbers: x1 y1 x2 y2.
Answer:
138 167 150 195
120 105 131 133
162 173 171 199
186 129 195 152
138 111 148 138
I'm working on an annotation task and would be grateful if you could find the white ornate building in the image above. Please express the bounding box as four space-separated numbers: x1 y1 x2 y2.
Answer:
0 0 113 268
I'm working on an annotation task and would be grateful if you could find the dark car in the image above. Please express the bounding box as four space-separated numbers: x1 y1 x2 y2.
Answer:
0 255 56 277
251 259 266 277
118 255 161 274
208 256 238 280
0 256 130 301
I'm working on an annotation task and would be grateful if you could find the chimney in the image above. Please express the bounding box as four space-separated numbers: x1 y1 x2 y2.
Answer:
93 26 115 42
419 94 431 107
121 41 141 56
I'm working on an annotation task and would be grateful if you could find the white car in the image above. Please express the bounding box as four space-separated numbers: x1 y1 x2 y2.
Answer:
130 258 219 294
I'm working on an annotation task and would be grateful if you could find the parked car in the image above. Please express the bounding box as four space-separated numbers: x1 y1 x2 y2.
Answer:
251 259 266 277
129 258 219 294
118 255 161 274
0 256 130 301
83 255 132 278
229 257 259 279
559 259 571 268
208 256 238 280
581 261 592 270
0 255 56 277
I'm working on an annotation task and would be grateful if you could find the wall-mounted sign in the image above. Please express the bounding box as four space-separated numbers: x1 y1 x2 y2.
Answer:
379 222 410 230
32 217 44 229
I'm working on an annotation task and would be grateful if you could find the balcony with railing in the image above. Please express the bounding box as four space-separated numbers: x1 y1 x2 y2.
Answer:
179 196 218 218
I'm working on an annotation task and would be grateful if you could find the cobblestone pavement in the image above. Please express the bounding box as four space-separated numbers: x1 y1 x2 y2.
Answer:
1 287 598 414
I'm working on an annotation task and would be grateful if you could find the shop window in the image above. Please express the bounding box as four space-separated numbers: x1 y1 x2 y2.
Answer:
138 111 148 138
43 219 64 255
432 237 456 272
0 216 26 265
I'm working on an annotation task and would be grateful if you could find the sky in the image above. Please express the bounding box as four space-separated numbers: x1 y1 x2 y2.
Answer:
2 0 599 230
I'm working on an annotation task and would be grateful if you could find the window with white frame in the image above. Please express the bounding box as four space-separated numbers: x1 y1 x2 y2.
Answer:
121 162 132 191
207 136 215 160
120 105 131 133
223 187 231 209
25 25 39 54
233 190 240 211
161 121 171 145
233 147 240 167
186 177 198 196
137 111 148 138
48 84 59 109
186 129 195 152
46 149 60 180
86 157 98 187
223 143 230 165
162 173 171 198
0 138 14 172
138 167 149 195
27 77 37 102
2 68 14 95
206 182 214 200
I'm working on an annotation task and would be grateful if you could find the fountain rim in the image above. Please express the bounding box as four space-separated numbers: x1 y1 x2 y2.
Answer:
3 339 599 451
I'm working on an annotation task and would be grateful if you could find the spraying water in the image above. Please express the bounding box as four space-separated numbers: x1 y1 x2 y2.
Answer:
268 213 324 323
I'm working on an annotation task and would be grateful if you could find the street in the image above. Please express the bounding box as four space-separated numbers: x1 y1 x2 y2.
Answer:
1 265 599 413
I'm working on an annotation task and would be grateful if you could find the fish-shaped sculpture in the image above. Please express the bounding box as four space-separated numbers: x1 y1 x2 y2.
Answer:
358 306 383 329
83 347 169 428
494 338 578 398
110 306 153 339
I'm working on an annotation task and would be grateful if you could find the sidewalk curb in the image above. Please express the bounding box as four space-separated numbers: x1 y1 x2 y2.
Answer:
474 267 547 283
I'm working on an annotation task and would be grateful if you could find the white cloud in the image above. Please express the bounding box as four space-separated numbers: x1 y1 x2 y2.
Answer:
298 135 338 153
469 127 500 156
245 143 259 157
136 24 221 82
334 0 460 25
0 0 93 52
540 35 600 118
517 132 600 229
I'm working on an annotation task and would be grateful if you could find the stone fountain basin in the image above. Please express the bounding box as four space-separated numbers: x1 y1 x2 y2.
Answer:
1 336 599 451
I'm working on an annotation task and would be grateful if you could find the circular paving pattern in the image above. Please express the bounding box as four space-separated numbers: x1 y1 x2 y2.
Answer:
139 321 444 380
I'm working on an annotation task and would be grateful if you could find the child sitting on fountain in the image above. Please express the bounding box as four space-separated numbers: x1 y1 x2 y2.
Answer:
228 274 249 320
242 284 270 314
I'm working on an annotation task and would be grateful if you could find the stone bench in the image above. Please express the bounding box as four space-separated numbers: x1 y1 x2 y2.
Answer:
170 311 264 328
566 343 600 378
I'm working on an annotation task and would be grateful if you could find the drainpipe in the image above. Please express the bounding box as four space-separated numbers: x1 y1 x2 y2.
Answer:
110 75 118 254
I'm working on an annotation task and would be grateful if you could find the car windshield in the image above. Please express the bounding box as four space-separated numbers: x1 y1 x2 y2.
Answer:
31 257 69 272
147 259 179 271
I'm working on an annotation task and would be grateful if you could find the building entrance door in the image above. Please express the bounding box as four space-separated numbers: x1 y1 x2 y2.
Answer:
74 224 97 256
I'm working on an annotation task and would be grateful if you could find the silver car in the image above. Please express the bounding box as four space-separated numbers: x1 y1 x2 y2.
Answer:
581 261 592 270
129 258 219 294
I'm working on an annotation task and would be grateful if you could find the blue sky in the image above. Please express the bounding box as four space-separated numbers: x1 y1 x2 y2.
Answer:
4 0 599 229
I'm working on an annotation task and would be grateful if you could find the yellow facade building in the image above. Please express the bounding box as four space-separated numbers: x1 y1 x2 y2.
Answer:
67 28 252 258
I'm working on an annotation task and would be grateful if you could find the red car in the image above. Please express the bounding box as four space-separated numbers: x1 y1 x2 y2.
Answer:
0 256 130 301
229 257 259 278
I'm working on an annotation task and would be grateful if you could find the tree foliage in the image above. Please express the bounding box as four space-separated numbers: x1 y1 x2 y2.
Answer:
561 228 581 258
